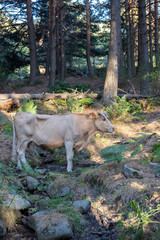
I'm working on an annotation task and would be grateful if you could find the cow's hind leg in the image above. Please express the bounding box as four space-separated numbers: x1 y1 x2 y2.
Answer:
65 140 74 172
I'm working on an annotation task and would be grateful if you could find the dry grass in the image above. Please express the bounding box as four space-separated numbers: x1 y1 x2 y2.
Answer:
1 206 20 231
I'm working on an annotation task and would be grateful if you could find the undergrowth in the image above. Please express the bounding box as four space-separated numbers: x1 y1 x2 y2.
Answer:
101 142 143 164
103 96 158 121
0 112 12 135
48 195 83 232
18 98 37 114
119 200 160 240
48 82 90 93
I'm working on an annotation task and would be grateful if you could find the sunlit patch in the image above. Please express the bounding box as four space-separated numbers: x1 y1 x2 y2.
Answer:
113 173 123 181
130 181 146 191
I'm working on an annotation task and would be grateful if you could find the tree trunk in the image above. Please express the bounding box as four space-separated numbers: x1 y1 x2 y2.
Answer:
154 0 159 67
138 0 150 94
86 0 93 77
129 0 136 76
60 0 65 82
103 0 121 105
56 0 61 79
48 0 56 88
149 0 153 69
26 0 38 85
125 0 132 78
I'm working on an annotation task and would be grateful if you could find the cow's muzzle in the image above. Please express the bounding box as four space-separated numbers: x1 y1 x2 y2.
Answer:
108 127 114 133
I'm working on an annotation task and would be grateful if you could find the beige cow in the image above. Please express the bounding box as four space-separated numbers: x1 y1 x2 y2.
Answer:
12 112 114 172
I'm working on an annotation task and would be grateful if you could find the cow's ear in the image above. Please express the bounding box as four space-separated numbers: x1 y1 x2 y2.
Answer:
88 112 97 119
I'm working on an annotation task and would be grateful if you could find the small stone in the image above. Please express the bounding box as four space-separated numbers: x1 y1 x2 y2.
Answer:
3 194 31 210
59 186 71 197
0 220 6 237
43 157 54 163
149 162 160 169
73 199 91 214
27 176 39 191
123 164 143 179
47 184 71 198
36 147 47 157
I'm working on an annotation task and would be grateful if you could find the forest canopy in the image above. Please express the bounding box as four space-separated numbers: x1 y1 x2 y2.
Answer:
0 0 160 100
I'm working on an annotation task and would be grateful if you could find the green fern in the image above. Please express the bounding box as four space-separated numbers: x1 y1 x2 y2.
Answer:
66 96 84 113
101 145 129 163
18 98 37 114
151 141 160 163
131 144 143 158
120 201 160 240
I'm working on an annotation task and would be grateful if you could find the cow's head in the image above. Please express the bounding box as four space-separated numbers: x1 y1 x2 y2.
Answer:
94 112 114 133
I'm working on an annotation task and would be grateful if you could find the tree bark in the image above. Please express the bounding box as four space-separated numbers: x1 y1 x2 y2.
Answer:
138 0 150 94
86 0 93 77
154 0 159 67
48 0 56 88
56 0 61 79
129 0 136 76
60 0 65 81
103 0 121 105
148 0 153 69
26 0 38 85
125 0 132 78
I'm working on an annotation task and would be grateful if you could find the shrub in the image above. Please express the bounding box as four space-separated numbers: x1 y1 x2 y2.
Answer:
150 140 160 163
0 112 13 135
143 70 160 95
101 143 144 164
49 82 90 93
103 96 143 120
120 200 160 240
49 82 73 93
101 145 128 164
18 98 37 114
66 96 84 113
74 83 90 92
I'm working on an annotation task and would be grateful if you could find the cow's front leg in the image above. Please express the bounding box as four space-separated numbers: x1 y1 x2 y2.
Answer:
17 141 29 170
65 140 74 172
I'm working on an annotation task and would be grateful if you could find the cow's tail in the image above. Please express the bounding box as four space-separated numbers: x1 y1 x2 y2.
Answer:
12 118 17 162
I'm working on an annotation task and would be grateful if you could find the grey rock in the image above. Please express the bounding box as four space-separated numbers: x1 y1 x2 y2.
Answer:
43 157 54 163
3 194 31 210
123 164 143 179
149 162 160 169
73 199 91 214
0 220 6 237
47 184 71 198
27 176 39 191
36 147 47 157
59 186 71 197
47 183 57 198
28 210 73 240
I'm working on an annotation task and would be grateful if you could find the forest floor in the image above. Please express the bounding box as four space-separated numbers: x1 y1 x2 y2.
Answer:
0 76 160 240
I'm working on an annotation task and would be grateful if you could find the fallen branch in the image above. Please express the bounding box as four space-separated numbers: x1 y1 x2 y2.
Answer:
118 94 155 100
0 92 99 111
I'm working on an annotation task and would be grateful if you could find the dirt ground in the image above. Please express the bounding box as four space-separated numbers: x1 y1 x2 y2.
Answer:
0 76 105 94
0 77 160 240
